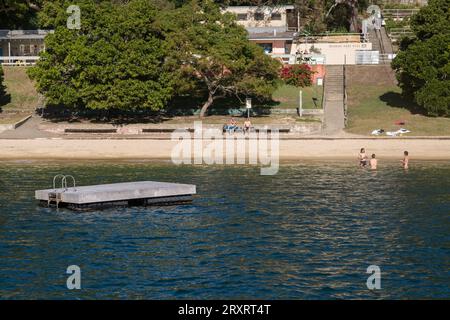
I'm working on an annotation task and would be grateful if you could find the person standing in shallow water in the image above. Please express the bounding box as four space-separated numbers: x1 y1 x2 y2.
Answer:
402 151 409 169
358 148 368 167
370 154 377 170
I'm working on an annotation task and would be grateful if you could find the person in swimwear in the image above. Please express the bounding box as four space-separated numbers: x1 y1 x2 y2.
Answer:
224 117 238 134
243 119 252 133
370 154 377 170
358 148 368 167
401 151 409 169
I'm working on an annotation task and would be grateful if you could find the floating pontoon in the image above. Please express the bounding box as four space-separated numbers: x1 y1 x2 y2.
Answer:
35 175 196 210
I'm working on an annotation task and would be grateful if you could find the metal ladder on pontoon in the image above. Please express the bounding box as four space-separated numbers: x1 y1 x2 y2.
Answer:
48 174 76 208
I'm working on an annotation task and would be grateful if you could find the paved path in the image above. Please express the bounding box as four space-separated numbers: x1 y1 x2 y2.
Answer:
0 116 57 139
323 65 345 136
369 27 394 55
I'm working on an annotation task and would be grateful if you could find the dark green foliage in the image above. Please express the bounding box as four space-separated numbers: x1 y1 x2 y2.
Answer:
0 0 43 29
29 0 175 112
162 0 281 117
0 65 6 101
28 0 281 116
392 0 450 116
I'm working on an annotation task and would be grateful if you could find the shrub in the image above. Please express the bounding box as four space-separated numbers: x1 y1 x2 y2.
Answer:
280 64 315 87
0 65 6 101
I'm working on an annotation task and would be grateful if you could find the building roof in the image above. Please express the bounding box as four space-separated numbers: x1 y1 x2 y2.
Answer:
225 5 295 10
246 27 295 40
0 30 54 40
248 33 295 40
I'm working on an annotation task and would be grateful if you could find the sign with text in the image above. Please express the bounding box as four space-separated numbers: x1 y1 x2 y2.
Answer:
246 98 252 109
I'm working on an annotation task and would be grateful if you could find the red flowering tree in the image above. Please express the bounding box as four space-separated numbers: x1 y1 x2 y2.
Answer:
280 64 315 87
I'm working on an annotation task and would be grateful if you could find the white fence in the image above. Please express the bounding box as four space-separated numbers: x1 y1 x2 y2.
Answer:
382 9 420 20
268 53 326 65
355 51 396 65
356 51 380 64
0 56 40 66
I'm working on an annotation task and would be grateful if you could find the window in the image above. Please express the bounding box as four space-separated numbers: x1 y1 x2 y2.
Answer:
30 45 38 55
285 41 292 54
237 13 247 21
258 43 273 54
254 12 264 21
271 13 282 20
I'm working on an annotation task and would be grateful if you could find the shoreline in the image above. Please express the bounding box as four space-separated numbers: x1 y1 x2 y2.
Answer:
1 138 450 160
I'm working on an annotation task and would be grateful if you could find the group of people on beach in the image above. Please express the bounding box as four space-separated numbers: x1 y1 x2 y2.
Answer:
358 148 409 170
224 117 252 134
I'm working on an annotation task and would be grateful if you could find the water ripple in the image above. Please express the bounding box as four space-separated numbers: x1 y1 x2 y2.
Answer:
0 160 449 299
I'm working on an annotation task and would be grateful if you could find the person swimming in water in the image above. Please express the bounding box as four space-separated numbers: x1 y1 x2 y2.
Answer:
370 154 377 170
358 148 368 167
401 151 409 169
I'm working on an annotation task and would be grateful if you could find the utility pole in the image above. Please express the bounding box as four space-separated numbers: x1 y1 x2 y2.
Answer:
299 90 303 117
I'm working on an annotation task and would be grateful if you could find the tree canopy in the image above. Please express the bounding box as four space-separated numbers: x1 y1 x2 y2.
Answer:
0 0 43 29
392 0 450 116
29 0 176 112
280 64 314 87
29 0 280 116
163 0 281 117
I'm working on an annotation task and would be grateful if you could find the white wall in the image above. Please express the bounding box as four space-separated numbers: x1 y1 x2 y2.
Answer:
292 42 373 65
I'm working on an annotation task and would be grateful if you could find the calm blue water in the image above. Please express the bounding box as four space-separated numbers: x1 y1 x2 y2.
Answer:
0 160 449 299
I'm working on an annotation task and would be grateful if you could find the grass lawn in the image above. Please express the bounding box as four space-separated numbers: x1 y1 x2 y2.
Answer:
272 84 323 109
0 66 38 124
0 114 30 124
346 84 450 136
172 84 324 111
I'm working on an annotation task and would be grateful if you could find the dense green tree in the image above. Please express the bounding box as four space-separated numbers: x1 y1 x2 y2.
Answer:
29 0 176 112
164 0 281 117
325 0 368 32
37 0 174 29
392 0 450 116
0 0 44 29
296 0 326 33
0 65 6 102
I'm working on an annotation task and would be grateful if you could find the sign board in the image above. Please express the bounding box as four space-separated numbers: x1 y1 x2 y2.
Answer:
317 78 323 86
246 98 252 109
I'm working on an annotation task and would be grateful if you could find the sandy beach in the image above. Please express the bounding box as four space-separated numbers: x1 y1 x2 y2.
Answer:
0 138 449 160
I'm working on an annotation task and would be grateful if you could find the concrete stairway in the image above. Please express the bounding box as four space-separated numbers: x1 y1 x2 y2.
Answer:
323 65 345 135
368 27 394 55
369 29 381 52
380 27 394 54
